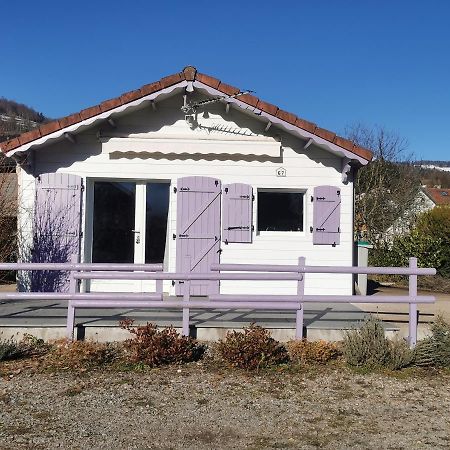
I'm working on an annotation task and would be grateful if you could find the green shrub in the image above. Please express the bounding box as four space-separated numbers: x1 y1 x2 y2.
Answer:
287 339 340 365
388 338 414 370
0 334 50 362
343 316 391 368
0 338 23 361
413 337 436 367
216 323 289 370
414 316 450 368
120 319 206 367
370 206 450 279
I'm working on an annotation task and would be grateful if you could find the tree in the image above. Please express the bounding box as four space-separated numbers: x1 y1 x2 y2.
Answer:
0 157 17 283
346 124 422 244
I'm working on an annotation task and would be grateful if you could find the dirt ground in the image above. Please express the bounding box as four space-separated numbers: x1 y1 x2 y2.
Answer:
0 361 449 449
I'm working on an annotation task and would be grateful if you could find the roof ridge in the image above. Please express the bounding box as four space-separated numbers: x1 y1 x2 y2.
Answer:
1 66 373 162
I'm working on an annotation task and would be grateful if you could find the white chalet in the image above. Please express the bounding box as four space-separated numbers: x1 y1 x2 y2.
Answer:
1 66 373 297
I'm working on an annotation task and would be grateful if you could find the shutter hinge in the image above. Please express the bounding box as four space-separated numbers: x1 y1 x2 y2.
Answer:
332 242 337 247
81 185 85 192
215 180 219 186
172 233 176 240
224 187 228 193
217 248 222 254
252 225 254 231
252 194 255 201
171 280 175 286
225 239 229 245
316 227 325 232
173 187 177 193
338 227 340 232
337 190 340 196
309 226 313 233
311 196 314 202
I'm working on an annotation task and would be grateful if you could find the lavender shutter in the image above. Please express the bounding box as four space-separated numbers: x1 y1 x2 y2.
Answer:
32 173 83 292
175 176 221 296
312 185 341 246
222 183 253 244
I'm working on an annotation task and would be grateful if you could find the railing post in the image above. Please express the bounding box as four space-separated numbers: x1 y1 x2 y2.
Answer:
295 256 305 340
66 254 78 340
408 257 418 348
155 265 163 295
182 256 191 337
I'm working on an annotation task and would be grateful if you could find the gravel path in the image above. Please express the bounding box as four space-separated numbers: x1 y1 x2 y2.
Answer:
1 363 449 449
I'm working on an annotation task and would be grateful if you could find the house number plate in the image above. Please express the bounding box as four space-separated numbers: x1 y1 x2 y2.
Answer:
276 167 286 177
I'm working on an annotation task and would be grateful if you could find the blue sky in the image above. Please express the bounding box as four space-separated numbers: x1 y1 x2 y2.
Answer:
2 0 449 161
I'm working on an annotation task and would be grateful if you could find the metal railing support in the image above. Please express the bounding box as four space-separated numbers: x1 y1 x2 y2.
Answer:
182 256 191 337
295 256 305 340
408 257 418 348
66 254 78 340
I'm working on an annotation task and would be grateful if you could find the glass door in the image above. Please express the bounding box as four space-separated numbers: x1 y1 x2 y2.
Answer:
90 180 170 291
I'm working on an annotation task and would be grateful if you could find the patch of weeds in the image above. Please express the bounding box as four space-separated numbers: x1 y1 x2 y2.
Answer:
44 340 121 371
296 428 336 448
0 338 25 362
132 397 154 408
0 392 10 404
120 319 206 367
61 385 84 397
6 424 33 435
31 411 52 420
185 429 220 445
287 339 340 365
250 436 297 449
0 334 50 362
216 323 289 371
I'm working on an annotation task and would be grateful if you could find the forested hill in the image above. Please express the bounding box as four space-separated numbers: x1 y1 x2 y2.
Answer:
0 97 49 143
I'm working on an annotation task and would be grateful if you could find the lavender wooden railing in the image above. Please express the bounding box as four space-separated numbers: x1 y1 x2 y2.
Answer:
0 256 436 347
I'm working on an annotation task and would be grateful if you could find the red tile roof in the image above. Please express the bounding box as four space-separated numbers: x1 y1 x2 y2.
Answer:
424 187 450 206
0 66 373 161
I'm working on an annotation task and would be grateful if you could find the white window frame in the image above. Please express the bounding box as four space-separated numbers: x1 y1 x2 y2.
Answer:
256 188 307 236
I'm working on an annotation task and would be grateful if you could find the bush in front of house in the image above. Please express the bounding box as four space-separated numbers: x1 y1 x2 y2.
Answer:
0 334 50 362
342 316 414 370
119 319 206 367
0 338 24 362
287 339 340 365
45 340 120 370
413 316 450 368
216 323 289 370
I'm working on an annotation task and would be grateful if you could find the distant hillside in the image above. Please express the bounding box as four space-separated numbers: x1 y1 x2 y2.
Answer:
417 166 450 189
415 160 450 168
0 97 49 143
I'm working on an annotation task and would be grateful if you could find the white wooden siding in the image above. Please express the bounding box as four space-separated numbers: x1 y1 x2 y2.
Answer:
18 93 355 295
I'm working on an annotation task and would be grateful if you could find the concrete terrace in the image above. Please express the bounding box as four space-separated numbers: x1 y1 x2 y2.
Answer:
1 283 447 342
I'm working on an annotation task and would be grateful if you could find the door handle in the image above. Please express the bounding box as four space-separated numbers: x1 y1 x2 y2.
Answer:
131 229 141 244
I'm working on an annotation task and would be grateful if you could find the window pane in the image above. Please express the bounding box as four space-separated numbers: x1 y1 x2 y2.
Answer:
258 192 304 231
92 182 135 263
145 183 170 263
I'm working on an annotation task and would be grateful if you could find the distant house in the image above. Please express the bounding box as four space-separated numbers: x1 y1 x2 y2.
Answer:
423 187 450 207
0 66 372 296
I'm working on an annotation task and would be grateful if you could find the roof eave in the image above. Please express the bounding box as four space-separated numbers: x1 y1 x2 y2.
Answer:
4 80 188 157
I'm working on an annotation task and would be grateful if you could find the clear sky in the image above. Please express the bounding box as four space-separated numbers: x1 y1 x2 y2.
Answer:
1 0 449 161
